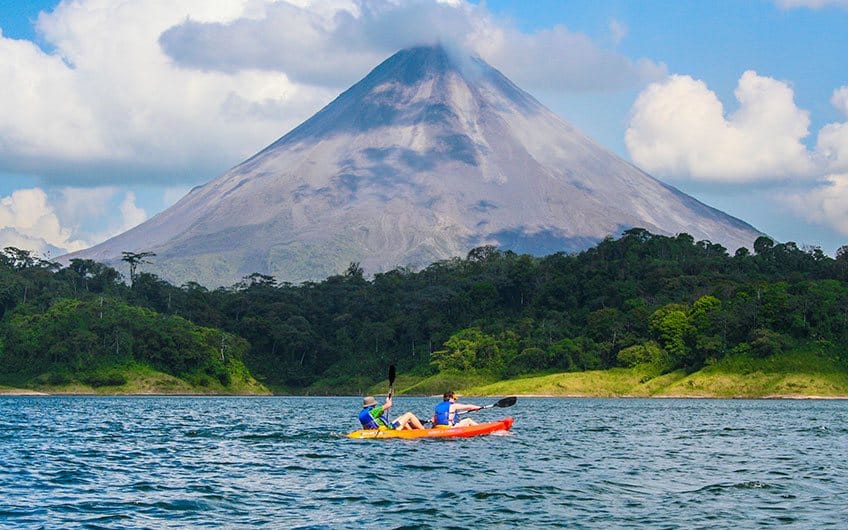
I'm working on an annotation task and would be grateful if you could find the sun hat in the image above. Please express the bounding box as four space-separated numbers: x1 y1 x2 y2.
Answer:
363 396 378 407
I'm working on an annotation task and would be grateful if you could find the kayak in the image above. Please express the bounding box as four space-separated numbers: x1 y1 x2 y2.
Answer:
347 417 514 439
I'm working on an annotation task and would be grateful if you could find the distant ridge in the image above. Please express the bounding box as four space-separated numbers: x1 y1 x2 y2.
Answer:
64 45 762 286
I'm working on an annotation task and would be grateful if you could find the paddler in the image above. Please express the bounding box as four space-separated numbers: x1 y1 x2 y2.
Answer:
359 395 425 430
432 391 481 427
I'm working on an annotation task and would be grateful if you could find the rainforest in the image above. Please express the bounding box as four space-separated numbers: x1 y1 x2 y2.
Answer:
1 229 847 397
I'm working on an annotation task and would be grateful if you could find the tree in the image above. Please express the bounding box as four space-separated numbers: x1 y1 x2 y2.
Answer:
431 327 500 372
1 247 36 269
344 262 365 282
67 259 120 292
121 251 156 286
753 236 774 256
617 341 664 367
466 245 500 263
690 296 722 334
239 273 277 289
749 328 785 357
649 304 694 368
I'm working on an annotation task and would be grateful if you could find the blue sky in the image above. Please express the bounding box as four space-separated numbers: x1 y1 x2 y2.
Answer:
1 0 847 259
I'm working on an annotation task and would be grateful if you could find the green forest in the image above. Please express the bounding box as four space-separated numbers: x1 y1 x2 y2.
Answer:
1 229 847 395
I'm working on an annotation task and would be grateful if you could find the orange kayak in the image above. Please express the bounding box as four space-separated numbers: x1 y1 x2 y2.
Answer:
347 417 514 439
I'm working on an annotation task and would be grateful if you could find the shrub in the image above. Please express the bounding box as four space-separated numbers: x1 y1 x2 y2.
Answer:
82 371 127 387
506 347 551 375
617 341 663 367
46 372 71 386
215 368 232 386
750 328 786 358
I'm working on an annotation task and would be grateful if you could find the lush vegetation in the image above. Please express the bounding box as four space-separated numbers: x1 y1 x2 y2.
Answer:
1 229 847 395
0 249 264 393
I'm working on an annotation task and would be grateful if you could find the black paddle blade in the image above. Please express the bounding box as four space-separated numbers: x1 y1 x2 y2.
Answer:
495 396 517 408
387 364 396 398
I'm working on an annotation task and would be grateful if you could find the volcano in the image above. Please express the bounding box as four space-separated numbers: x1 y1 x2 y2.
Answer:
66 45 762 286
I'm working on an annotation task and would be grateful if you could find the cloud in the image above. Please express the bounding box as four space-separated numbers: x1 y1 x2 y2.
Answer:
159 0 665 92
0 0 332 185
0 187 148 258
790 88 848 235
609 18 628 46
776 0 848 9
63 188 148 244
0 228 67 261
475 23 665 92
159 1 387 87
780 174 848 235
627 75 848 239
117 193 148 233
0 188 88 257
625 71 818 183
0 0 664 189
816 87 848 172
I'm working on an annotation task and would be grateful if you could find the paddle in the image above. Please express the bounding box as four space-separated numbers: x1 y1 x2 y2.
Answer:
387 364 396 399
458 396 518 415
424 396 517 424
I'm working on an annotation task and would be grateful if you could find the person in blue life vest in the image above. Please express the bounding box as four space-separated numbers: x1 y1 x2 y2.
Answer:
432 391 481 427
359 395 425 430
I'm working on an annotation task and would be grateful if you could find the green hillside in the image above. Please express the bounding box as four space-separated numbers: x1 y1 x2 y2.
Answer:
1 230 847 396
0 295 267 395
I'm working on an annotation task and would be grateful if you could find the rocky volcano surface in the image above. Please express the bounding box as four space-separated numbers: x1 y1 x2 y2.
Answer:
66 45 762 286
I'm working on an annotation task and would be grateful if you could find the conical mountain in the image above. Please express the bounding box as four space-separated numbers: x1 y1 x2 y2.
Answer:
66 45 761 286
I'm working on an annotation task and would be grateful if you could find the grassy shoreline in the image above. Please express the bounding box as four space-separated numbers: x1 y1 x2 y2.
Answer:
0 386 848 400
0 362 271 396
362 350 848 400
4 350 847 399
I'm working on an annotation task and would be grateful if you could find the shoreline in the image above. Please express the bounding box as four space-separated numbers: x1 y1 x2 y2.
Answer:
2 388 847 400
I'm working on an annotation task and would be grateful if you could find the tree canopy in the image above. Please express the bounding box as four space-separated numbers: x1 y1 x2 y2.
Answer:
1 230 847 391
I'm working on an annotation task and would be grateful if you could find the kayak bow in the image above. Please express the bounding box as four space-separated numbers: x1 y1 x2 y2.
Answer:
347 417 514 439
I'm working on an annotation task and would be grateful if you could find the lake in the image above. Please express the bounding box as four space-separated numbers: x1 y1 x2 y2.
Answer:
1 396 846 528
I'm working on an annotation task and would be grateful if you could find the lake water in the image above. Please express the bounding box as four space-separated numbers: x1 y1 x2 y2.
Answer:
1 396 846 529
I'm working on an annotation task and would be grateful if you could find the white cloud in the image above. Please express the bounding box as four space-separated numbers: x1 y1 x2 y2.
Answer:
117 193 147 233
816 87 848 172
609 18 628 46
0 0 331 184
627 75 848 238
832 86 848 115
0 188 88 256
158 0 665 92
781 174 848 235
0 227 66 261
54 187 117 229
0 0 663 188
70 189 148 244
776 0 848 9
474 23 665 92
0 187 148 257
625 71 817 182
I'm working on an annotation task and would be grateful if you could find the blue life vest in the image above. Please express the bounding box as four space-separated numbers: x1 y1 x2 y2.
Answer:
359 405 390 429
433 401 457 426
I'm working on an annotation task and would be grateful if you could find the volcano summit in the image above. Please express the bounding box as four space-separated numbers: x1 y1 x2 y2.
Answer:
67 45 761 286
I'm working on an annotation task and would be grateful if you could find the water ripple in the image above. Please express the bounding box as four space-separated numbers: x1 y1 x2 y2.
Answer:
1 396 847 528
